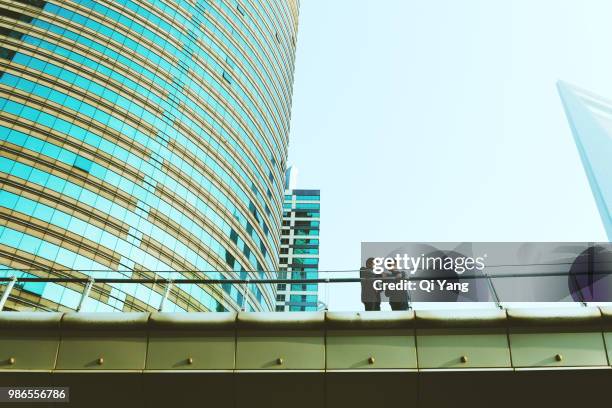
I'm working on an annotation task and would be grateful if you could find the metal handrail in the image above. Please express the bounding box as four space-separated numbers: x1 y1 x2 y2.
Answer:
0 269 610 284
1 270 609 312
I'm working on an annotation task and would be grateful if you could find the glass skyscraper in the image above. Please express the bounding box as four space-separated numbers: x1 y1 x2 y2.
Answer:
558 81 612 241
0 0 299 312
276 167 320 311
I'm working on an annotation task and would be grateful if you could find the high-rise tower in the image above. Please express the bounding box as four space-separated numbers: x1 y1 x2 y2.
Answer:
276 167 320 311
0 0 300 312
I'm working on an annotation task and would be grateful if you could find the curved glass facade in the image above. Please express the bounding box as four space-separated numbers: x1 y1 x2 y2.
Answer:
0 0 299 312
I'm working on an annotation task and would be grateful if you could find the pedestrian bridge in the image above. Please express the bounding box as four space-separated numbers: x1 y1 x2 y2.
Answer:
1 308 612 407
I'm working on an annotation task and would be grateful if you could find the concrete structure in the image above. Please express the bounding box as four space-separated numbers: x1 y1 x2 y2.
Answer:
276 177 320 311
558 81 612 241
0 0 300 312
1 308 612 407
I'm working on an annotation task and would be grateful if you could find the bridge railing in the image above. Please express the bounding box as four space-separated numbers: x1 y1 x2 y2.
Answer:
1 265 610 312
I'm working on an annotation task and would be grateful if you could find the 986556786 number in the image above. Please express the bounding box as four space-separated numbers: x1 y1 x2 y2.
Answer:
0 387 69 403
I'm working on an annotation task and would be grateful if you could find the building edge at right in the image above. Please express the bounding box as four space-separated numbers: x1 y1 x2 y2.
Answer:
558 81 612 241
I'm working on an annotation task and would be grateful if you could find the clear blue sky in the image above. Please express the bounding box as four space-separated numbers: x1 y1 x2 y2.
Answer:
286 0 612 310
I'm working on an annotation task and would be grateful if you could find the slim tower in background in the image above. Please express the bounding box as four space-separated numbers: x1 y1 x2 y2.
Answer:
558 81 612 241
276 167 320 311
0 0 300 312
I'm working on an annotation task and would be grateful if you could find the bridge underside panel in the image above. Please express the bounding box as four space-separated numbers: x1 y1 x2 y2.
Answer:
0 370 610 408
1 309 612 406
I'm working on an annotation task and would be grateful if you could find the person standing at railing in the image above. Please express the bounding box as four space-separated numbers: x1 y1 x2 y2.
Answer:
360 258 381 311
385 259 409 311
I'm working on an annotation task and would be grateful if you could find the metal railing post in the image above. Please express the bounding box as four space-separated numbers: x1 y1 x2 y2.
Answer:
485 273 503 309
324 277 330 311
240 279 249 311
407 282 413 310
158 280 173 312
0 276 17 311
571 272 588 307
76 278 94 312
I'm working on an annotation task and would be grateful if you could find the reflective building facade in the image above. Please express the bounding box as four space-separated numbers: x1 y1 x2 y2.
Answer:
0 0 299 312
558 81 612 241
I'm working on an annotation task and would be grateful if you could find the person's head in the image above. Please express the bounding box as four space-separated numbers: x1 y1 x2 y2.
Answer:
365 257 375 268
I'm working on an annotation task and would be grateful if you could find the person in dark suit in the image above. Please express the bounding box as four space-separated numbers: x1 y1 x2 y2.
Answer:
385 259 410 311
360 258 381 311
